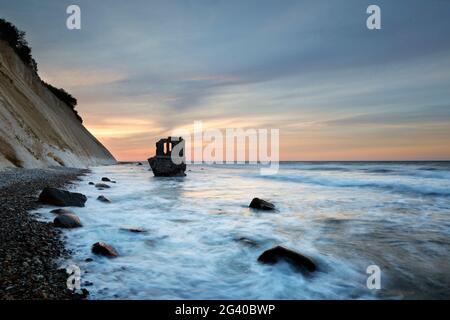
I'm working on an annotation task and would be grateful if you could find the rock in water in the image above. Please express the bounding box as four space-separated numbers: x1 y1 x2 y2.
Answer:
120 226 146 233
101 177 111 182
97 195 111 203
50 208 76 215
148 137 186 176
53 214 82 228
95 183 110 189
38 187 87 207
249 198 275 211
258 246 316 272
88 182 95 185
92 242 118 258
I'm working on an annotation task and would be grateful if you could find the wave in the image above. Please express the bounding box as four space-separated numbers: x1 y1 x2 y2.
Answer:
247 172 450 197
282 163 450 180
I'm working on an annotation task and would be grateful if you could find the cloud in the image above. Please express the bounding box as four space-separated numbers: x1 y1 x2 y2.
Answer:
39 68 127 88
85 117 162 139
321 105 450 127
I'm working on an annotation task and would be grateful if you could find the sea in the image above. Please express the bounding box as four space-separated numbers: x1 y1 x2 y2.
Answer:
35 161 450 299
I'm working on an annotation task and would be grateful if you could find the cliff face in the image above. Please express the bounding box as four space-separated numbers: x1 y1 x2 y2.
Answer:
0 40 116 168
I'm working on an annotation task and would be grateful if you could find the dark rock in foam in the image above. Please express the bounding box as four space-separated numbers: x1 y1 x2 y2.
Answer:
50 208 75 215
92 242 118 258
38 187 87 207
95 183 110 189
258 246 316 272
249 197 275 211
120 226 146 233
97 195 111 203
53 214 82 228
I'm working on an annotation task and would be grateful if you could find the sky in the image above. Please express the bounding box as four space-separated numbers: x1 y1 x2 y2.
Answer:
1 0 450 161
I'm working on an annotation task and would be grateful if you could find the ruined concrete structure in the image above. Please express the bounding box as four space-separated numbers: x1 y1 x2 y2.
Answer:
148 137 186 176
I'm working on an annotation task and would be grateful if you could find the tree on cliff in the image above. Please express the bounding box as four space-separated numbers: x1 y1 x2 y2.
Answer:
0 18 38 73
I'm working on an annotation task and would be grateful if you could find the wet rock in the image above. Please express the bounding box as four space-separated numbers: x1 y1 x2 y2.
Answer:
257 246 316 272
95 183 110 189
249 197 275 211
148 137 186 176
85 258 93 262
73 288 89 299
92 242 118 258
101 177 111 182
38 187 87 207
53 214 82 229
50 208 75 215
88 182 94 185
148 157 186 177
97 195 111 203
120 226 146 233
137 162 143 166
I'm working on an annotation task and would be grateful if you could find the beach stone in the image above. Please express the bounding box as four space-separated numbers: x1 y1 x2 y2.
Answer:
53 214 82 228
88 182 94 185
137 162 143 166
50 208 75 215
97 195 111 203
120 226 146 233
38 187 87 207
101 177 111 182
95 183 110 189
249 198 275 211
258 246 316 272
92 242 118 258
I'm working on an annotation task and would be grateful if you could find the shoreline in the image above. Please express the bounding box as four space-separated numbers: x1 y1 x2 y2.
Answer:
0 167 88 299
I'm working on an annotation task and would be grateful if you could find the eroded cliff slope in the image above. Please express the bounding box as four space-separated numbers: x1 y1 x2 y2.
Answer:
0 40 116 168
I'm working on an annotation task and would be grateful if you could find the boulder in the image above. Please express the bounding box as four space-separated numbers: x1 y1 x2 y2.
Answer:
249 198 275 211
95 183 110 189
97 195 111 203
92 242 118 258
50 208 75 215
53 214 82 228
101 177 111 182
39 188 87 207
258 246 316 272
148 157 186 177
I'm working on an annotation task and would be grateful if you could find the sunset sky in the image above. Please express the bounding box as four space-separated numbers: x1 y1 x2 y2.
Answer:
1 0 450 160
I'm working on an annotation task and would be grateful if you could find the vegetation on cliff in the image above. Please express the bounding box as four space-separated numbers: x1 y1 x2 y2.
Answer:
0 18 82 123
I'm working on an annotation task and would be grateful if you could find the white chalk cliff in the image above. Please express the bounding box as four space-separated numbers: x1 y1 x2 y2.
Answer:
0 40 116 168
